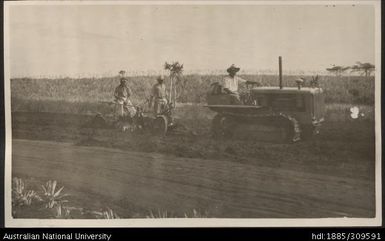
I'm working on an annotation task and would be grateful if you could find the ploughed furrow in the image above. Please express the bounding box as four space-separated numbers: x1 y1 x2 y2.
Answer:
12 139 374 218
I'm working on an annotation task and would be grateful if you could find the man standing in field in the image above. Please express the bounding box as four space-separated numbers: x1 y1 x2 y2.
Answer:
114 77 136 118
149 76 168 117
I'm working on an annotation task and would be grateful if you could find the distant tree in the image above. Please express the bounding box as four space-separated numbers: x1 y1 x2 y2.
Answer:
326 65 350 77
350 62 375 77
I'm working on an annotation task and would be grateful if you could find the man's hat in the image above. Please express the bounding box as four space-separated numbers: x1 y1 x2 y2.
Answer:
157 75 165 82
227 64 240 74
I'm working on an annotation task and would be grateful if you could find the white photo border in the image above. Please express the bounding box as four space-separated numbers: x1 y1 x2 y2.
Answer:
3 0 382 227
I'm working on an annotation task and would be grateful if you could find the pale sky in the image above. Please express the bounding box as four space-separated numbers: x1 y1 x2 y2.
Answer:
7 3 375 77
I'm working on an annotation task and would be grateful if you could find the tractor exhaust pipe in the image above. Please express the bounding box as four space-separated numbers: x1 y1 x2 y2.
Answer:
279 56 283 89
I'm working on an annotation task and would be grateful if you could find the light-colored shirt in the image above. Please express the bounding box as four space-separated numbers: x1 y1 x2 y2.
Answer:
151 83 167 99
114 85 132 100
222 76 247 92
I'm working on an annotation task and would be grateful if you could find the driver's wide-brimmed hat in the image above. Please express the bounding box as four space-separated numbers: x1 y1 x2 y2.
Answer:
227 64 240 73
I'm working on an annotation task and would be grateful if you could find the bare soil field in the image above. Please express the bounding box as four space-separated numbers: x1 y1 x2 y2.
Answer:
11 107 376 218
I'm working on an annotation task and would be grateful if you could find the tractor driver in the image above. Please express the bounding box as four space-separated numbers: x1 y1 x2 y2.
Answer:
114 77 136 118
220 64 260 104
149 75 168 117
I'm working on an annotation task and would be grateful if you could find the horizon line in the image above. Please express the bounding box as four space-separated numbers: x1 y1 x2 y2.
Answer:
10 68 370 79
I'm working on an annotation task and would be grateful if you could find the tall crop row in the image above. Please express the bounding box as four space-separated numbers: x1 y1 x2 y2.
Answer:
11 75 374 111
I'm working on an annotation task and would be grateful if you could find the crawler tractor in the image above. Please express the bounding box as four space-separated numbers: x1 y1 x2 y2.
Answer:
206 57 325 142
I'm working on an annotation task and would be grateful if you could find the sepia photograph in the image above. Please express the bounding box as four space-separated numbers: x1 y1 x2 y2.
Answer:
3 0 381 227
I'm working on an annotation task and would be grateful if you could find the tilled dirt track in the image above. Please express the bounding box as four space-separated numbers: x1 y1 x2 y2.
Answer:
13 138 374 218
11 111 376 218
